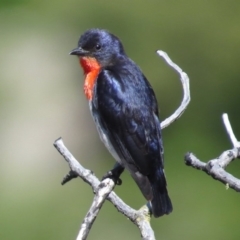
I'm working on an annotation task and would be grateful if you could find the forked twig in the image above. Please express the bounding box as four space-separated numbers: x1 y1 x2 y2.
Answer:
185 113 240 191
54 138 155 240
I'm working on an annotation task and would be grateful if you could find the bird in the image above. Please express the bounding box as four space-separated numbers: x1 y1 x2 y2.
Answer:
70 28 172 217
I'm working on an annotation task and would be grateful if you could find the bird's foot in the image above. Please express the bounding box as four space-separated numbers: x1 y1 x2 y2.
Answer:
102 163 124 185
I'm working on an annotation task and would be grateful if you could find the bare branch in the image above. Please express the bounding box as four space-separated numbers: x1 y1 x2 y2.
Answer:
77 179 115 240
136 205 155 240
157 50 191 129
185 114 240 192
54 138 155 240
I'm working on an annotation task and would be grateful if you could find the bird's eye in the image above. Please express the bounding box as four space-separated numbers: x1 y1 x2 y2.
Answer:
95 44 101 50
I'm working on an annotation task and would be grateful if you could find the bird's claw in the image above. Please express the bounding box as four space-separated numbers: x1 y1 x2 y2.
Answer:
102 171 122 185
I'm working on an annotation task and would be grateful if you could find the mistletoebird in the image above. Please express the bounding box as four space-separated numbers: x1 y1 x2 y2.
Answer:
70 29 172 217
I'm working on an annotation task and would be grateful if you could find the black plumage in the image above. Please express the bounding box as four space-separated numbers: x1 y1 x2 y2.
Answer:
70 29 172 217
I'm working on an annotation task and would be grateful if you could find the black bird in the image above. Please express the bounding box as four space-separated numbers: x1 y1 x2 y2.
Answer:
70 28 172 217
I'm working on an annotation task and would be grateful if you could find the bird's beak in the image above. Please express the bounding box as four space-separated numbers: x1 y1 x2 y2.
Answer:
69 47 88 56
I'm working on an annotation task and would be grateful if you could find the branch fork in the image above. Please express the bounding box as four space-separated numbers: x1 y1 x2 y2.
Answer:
185 113 240 192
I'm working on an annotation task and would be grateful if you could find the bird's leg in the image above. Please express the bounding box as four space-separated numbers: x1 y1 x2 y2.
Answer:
102 163 125 185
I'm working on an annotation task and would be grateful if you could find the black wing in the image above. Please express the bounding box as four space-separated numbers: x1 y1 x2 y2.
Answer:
93 63 164 201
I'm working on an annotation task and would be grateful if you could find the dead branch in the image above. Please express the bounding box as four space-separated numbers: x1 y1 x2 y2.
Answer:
185 113 240 191
54 138 155 240
157 51 190 129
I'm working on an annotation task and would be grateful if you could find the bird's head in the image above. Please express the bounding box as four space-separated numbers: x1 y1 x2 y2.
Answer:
70 29 125 68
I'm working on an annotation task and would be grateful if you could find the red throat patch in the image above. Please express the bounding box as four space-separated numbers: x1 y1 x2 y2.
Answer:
79 57 101 100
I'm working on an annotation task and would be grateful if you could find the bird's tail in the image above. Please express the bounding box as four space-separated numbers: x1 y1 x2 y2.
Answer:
149 168 173 217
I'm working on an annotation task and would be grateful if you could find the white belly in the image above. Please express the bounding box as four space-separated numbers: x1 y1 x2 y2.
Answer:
89 101 122 164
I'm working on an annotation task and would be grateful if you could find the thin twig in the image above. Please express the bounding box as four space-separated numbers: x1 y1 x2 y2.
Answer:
157 50 190 129
185 114 240 192
222 113 240 148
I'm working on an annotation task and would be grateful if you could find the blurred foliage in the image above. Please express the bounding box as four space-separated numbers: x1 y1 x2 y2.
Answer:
1 0 240 239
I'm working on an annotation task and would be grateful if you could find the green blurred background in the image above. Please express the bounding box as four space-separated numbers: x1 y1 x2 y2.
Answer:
1 0 240 239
